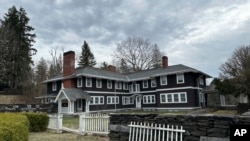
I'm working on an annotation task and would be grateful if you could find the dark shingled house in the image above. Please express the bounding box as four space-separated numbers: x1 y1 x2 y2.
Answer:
42 51 212 113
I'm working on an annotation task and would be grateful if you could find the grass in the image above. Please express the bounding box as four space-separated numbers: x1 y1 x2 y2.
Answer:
211 110 238 116
63 115 79 129
29 130 109 141
113 109 190 115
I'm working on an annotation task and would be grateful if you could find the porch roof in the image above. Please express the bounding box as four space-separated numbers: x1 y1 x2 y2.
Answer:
55 88 90 102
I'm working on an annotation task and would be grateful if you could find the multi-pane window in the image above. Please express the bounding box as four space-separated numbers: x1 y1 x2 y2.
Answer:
160 92 187 103
77 77 82 87
129 83 140 93
151 79 156 87
107 96 119 104
96 79 102 88
115 81 122 89
89 96 104 105
122 96 134 105
123 82 128 90
143 95 155 104
52 82 57 91
176 73 184 84
143 80 148 88
107 80 112 89
86 77 92 87
160 76 168 85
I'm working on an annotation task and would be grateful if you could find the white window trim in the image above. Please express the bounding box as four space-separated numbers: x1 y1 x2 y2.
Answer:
143 95 156 104
151 79 156 88
123 82 128 90
107 96 119 104
96 78 102 88
176 73 185 84
86 77 92 87
160 76 168 85
77 77 82 87
115 81 122 89
122 96 134 105
52 82 57 91
143 80 148 88
160 92 187 103
107 80 112 89
89 96 104 105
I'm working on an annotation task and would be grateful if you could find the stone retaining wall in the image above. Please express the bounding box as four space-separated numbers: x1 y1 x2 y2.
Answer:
109 114 250 141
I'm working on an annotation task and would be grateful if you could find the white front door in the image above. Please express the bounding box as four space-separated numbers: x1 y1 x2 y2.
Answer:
136 96 141 108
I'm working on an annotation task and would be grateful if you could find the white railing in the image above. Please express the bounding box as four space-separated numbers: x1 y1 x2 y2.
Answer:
48 113 109 134
80 113 110 134
128 122 185 141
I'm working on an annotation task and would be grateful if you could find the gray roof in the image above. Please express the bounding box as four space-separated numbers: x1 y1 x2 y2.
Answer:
61 88 90 101
44 64 212 83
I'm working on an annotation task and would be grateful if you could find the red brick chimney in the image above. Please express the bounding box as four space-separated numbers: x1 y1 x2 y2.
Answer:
162 56 168 68
108 65 116 72
63 51 75 88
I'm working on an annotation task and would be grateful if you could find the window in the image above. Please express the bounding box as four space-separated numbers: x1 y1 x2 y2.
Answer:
86 77 92 87
77 77 82 87
52 82 57 91
122 96 134 105
115 81 122 89
160 76 167 85
151 79 156 87
143 80 148 88
96 79 102 88
160 92 187 103
123 82 128 90
107 96 119 104
107 80 112 89
143 95 155 104
129 83 140 93
199 76 204 85
89 96 104 105
176 74 184 84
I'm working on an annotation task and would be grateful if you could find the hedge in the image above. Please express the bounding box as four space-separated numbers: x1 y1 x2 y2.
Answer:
0 113 29 141
23 112 49 132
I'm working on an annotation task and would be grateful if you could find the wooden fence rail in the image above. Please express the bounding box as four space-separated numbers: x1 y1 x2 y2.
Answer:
128 122 185 141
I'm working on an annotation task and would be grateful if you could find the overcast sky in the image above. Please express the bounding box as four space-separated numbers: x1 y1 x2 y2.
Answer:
1 0 250 79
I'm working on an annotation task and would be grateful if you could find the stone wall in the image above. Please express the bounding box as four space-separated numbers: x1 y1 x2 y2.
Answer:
109 114 250 141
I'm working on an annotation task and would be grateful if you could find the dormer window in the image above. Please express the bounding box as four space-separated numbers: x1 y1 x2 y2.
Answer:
115 81 122 89
160 76 168 85
176 73 184 84
77 77 82 87
143 80 148 88
107 80 112 89
86 77 92 87
96 79 102 88
151 79 156 87
52 82 57 91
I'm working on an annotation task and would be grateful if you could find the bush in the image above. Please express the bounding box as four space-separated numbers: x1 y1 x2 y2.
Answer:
23 112 49 132
0 113 29 141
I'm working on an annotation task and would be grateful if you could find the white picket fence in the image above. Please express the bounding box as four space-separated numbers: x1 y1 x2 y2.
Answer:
128 122 185 141
48 113 110 134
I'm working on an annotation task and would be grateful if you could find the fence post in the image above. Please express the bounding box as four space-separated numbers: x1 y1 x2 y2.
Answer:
79 114 86 134
57 114 62 133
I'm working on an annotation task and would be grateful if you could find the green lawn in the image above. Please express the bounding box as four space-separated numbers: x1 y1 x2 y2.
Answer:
63 115 79 129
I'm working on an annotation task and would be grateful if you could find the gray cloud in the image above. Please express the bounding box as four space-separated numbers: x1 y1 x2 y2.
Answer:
1 0 250 79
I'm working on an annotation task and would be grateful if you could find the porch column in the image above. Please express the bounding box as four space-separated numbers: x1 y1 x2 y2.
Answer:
58 100 62 113
86 100 89 112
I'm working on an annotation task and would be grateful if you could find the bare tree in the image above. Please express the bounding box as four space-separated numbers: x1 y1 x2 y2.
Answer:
48 46 63 78
114 37 162 72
